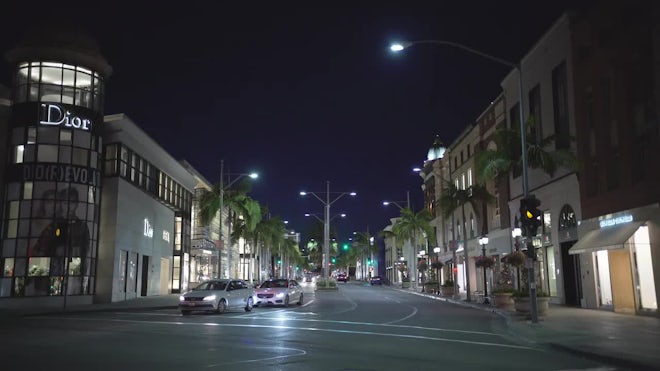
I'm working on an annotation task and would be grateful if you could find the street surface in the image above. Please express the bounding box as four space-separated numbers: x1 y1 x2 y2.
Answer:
1 281 621 370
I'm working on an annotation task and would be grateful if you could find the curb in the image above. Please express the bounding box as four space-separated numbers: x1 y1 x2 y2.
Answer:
548 343 654 371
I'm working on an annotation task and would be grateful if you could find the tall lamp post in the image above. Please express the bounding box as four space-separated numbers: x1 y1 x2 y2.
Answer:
390 39 538 322
219 159 258 279
300 181 356 281
478 235 489 303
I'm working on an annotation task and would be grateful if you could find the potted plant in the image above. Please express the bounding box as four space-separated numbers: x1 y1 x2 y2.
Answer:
440 279 455 297
511 269 550 316
504 251 526 268
492 262 515 310
474 256 494 269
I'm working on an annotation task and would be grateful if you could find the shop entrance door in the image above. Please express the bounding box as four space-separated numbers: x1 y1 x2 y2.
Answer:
141 255 149 296
561 241 582 306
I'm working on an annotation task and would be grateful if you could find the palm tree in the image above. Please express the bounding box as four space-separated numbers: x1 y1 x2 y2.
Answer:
198 178 256 278
438 182 494 302
352 230 377 280
391 208 435 289
228 196 261 282
251 213 287 281
475 122 577 183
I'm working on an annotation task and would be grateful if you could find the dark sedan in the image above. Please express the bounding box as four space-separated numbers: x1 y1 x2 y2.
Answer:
369 276 382 285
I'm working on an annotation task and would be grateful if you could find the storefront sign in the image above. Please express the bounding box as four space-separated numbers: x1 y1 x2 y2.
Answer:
599 215 633 228
163 230 170 243
144 219 154 238
22 164 100 186
40 103 92 131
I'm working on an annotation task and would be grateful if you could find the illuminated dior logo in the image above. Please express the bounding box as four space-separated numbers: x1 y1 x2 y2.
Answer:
144 218 154 238
163 230 170 243
40 104 91 131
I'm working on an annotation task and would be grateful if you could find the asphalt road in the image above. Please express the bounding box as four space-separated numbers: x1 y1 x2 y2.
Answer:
1 281 618 371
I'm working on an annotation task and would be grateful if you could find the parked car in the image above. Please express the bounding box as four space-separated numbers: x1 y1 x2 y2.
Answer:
179 279 254 315
370 276 382 285
254 279 303 307
337 273 348 282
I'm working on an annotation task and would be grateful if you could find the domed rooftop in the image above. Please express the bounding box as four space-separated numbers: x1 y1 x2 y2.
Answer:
426 135 446 161
5 26 112 77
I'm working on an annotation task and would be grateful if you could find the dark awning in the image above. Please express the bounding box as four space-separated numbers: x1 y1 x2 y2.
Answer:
568 221 644 255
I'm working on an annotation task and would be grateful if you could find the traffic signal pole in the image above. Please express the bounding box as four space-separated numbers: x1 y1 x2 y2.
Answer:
520 195 541 323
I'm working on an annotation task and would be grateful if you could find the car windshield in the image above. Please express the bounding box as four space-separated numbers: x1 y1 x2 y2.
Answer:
259 280 288 288
194 281 227 291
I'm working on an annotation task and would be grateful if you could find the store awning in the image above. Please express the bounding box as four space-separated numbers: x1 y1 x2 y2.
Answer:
568 221 644 255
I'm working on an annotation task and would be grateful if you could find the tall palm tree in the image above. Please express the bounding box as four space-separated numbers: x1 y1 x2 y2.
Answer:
198 178 255 278
352 231 377 280
251 213 286 281
391 208 435 289
229 196 261 282
438 182 494 302
475 122 577 183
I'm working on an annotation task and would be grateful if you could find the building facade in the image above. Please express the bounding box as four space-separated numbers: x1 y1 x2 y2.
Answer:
0 30 111 307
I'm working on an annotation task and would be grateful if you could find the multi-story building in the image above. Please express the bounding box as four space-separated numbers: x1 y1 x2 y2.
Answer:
0 29 112 307
568 1 659 315
499 12 581 305
99 114 194 302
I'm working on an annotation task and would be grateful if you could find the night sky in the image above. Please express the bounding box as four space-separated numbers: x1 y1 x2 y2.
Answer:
1 1 589 243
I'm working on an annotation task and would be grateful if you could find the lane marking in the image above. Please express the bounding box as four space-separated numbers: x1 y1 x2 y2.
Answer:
204 346 306 368
383 305 418 325
50 317 531 350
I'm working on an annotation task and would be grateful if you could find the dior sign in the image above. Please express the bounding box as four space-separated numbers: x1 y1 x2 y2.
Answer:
40 104 92 131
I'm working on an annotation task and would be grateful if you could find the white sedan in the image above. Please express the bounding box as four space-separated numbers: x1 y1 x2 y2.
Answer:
253 279 303 307
179 279 254 315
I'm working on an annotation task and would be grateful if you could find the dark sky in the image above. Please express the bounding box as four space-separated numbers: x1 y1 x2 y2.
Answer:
1 1 588 243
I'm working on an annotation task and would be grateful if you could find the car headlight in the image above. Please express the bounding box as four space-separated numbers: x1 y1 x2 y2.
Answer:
275 292 285 298
203 294 217 301
179 295 185 301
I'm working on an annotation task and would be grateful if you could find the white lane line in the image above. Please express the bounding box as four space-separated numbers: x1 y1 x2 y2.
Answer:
204 346 306 368
54 317 536 351
383 305 418 325
95 312 503 337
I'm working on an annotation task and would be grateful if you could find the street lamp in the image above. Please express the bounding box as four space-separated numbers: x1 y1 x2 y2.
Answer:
478 235 489 303
300 181 356 281
219 159 258 279
391 39 538 322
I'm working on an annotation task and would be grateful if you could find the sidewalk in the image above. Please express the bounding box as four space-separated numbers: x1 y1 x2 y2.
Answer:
396 285 660 371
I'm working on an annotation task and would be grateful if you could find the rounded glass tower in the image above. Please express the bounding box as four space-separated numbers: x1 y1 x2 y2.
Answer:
1 28 111 301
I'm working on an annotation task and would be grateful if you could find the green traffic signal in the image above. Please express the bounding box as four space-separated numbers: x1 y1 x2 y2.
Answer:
343 243 349 250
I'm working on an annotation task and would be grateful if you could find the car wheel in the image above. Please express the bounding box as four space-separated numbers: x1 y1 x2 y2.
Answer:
216 299 227 314
181 310 191 315
245 297 254 312
297 293 303 305
284 295 289 307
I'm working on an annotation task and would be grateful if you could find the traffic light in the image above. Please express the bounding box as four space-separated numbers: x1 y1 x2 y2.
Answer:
367 258 372 266
331 257 336 264
343 243 349 251
520 195 542 238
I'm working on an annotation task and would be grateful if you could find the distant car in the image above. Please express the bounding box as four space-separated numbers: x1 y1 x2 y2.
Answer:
304 273 313 283
337 273 348 282
254 279 304 307
179 279 254 315
370 276 382 285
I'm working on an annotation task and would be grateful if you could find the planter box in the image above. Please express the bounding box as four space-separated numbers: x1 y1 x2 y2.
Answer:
492 293 515 311
440 286 455 297
513 296 550 316
401 281 411 289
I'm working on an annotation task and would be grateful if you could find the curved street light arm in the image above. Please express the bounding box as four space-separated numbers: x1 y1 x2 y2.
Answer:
402 40 517 69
